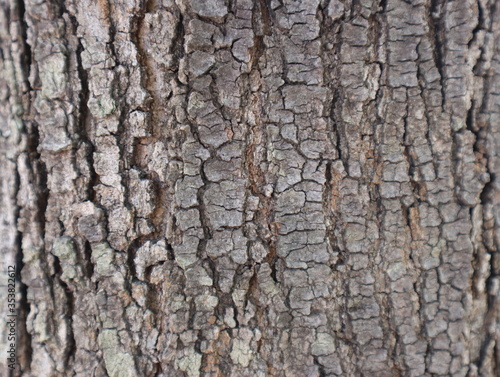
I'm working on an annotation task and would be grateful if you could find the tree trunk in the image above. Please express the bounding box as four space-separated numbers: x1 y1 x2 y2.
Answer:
1 0 499 376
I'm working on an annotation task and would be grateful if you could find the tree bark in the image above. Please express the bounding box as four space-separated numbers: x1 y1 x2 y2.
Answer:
1 0 499 376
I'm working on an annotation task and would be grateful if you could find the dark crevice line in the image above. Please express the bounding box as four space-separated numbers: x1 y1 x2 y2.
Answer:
26 125 49 241
165 241 175 261
468 0 485 62
243 99 279 284
429 0 446 109
171 10 185 71
478 177 498 375
313 355 327 377
195 156 214 249
67 11 98 204
102 17 148 350
323 160 344 269
129 2 170 244
493 340 500 377
19 38 49 377
320 0 347 274
13 0 36 373
245 4 279 286
14 172 32 375
51 256 76 370
83 241 94 279
104 0 118 63
257 0 272 35
16 0 31 93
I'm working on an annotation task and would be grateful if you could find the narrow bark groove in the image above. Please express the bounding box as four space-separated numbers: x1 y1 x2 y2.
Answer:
1 0 500 376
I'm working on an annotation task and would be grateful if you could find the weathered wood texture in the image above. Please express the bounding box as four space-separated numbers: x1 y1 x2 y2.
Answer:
1 0 499 376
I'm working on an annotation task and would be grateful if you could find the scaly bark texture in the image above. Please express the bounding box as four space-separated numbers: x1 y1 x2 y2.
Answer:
1 0 499 376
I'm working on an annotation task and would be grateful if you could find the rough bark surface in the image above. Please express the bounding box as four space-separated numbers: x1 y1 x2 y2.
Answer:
0 0 499 376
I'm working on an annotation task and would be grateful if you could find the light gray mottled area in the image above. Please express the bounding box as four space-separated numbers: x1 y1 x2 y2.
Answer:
0 0 499 376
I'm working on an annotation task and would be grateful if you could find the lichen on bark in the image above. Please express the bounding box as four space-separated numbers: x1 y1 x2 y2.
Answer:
0 0 499 376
